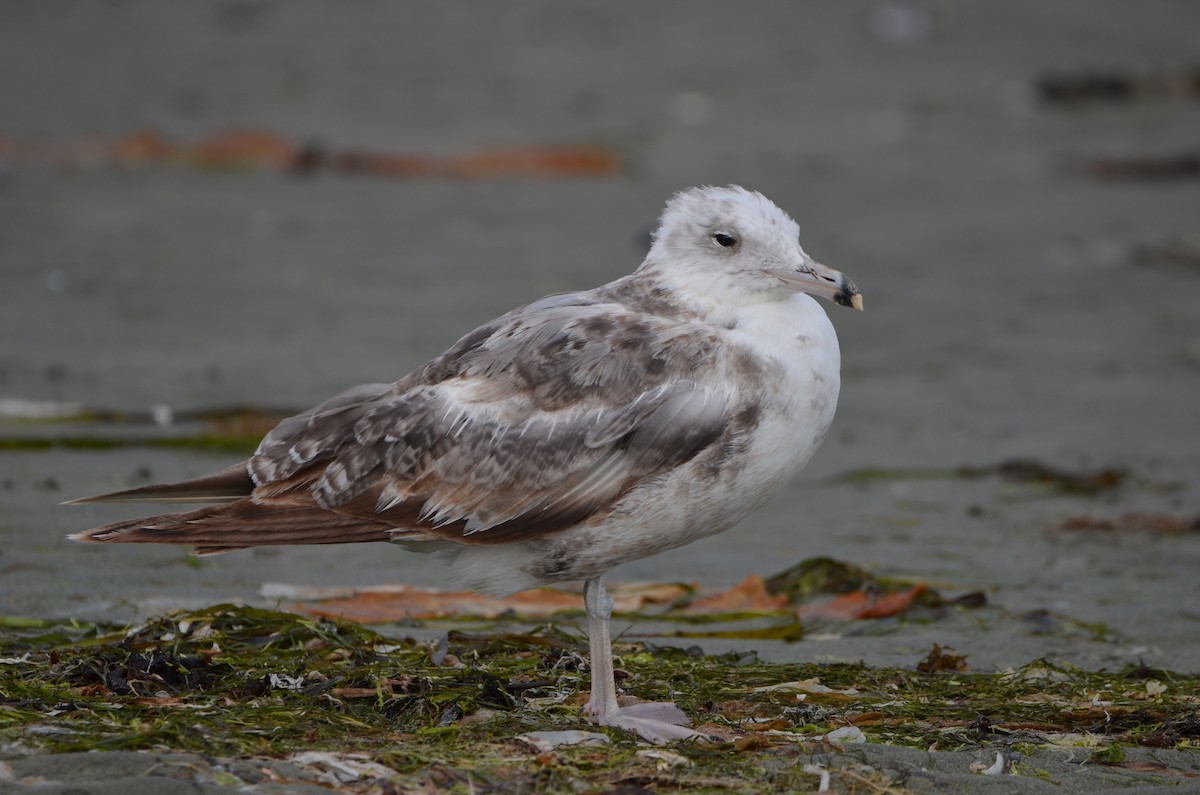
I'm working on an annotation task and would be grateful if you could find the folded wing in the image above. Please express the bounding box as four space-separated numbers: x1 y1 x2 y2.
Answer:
72 294 732 552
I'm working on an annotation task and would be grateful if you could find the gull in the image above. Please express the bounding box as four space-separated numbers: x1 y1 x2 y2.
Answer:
69 185 862 744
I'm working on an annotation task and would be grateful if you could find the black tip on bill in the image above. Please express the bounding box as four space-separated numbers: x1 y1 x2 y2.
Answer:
833 286 864 311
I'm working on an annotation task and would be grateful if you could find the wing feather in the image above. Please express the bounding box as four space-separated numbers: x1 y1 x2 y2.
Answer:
98 288 738 551
258 297 736 543
70 271 772 557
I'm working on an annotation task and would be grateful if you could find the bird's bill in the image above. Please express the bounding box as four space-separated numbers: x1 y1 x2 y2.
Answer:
762 261 864 311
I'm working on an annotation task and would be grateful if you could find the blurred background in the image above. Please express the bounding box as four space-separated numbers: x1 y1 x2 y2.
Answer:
1 1 1198 670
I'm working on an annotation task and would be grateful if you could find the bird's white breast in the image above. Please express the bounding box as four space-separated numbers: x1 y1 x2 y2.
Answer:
724 292 842 490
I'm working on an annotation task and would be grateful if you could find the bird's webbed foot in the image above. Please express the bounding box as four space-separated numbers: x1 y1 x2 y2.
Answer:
589 701 703 745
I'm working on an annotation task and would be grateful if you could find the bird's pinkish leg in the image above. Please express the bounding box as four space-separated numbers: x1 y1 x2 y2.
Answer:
582 576 702 744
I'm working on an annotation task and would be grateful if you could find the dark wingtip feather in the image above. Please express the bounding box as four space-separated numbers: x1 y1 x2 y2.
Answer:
66 462 255 506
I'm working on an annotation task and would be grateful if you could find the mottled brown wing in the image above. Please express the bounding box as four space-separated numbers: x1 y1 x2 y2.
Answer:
248 294 731 545
249 381 396 485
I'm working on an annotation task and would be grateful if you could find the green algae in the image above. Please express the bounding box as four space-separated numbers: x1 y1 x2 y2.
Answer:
0 403 291 453
1 605 1197 793
832 459 1133 495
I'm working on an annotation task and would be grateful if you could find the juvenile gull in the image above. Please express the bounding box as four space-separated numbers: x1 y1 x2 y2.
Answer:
70 185 862 744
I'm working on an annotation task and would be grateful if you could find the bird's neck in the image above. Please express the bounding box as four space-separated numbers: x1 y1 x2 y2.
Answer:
627 260 791 326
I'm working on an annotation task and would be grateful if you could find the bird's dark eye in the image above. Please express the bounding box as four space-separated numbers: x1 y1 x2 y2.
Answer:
713 232 738 248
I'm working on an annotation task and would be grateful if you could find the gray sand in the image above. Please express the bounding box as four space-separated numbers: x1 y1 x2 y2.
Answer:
2 1 1199 792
